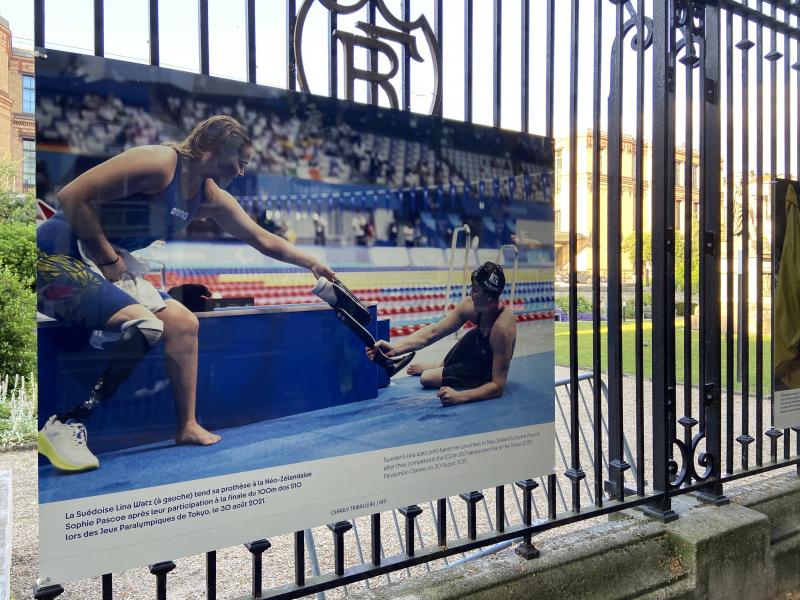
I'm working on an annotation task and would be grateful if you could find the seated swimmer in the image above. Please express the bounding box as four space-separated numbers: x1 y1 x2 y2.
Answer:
366 262 516 406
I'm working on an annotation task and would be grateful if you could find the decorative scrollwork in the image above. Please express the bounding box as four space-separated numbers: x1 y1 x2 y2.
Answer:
294 0 442 115
674 0 705 67
669 431 714 488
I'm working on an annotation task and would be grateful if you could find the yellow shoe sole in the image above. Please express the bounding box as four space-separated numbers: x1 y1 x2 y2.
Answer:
38 431 99 472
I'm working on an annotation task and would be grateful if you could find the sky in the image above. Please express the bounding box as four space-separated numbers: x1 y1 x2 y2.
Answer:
0 0 797 179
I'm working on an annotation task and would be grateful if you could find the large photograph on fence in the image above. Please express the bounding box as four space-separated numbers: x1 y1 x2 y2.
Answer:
773 179 800 429
36 50 555 583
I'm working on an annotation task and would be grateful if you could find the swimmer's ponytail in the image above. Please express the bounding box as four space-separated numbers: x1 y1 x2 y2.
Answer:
166 115 252 160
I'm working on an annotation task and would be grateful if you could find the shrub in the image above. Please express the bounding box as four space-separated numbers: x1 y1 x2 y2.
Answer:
555 294 593 314
674 301 697 317
0 221 35 283
0 265 36 377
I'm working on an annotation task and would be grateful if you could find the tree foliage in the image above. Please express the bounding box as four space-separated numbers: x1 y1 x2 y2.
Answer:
0 156 37 378
0 222 35 283
0 264 36 377
622 221 699 291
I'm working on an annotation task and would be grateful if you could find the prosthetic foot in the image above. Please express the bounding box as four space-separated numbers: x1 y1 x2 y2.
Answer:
312 276 370 326
39 318 163 472
313 277 415 377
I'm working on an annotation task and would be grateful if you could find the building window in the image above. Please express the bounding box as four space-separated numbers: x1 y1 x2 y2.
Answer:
23 139 35 190
555 150 562 196
22 75 34 113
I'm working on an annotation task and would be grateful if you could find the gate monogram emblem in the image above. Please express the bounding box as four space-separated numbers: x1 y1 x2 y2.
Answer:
294 0 442 115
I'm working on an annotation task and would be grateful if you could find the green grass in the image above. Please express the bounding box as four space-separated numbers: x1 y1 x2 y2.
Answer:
554 321 771 391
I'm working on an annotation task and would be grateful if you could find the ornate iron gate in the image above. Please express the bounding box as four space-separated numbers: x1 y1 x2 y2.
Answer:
31 1 800 598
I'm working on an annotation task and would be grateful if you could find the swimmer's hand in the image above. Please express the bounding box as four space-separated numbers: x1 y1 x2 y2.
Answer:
438 386 467 405
366 339 397 361
98 254 129 282
311 261 335 281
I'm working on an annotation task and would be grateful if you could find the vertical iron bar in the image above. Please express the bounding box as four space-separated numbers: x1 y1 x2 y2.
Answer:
459 492 483 540
436 498 446 546
547 473 557 519
514 479 540 559
736 21 754 470
592 0 604 507
368 0 378 105
148 561 175 600
607 0 629 502
521 0 530 132
771 3 788 462
698 0 727 506
198 0 209 75
401 0 411 110
681 28 695 480
206 551 216 600
246 0 256 83
371 513 381 565
797 10 800 489
198 0 211 75
149 0 159 66
328 8 337 97
245 539 271 598
725 8 735 476
287 0 297 90
495 485 505 532
34 0 44 48
756 0 767 467
398 506 422 556
94 0 104 56
434 0 443 116
634 0 646 496
464 0 473 122
545 0 555 138
492 0 501 128
101 574 112 600
293 530 305 586
646 0 678 523
566 0 586 513
327 522 351 576
786 0 798 464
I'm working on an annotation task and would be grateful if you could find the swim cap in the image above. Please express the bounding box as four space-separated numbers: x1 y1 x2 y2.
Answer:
471 262 505 297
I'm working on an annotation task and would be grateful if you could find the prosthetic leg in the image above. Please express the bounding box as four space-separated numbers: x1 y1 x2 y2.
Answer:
312 277 414 377
38 318 164 472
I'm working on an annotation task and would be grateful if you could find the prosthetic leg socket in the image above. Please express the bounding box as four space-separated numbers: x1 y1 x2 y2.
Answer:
312 277 415 377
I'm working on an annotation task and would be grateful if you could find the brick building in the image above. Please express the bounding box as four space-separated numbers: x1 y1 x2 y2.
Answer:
0 14 34 193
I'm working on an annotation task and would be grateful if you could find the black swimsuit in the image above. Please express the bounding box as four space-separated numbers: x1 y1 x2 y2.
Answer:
441 310 500 389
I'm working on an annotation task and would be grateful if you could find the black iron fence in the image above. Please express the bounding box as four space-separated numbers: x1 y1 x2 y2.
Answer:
31 0 800 598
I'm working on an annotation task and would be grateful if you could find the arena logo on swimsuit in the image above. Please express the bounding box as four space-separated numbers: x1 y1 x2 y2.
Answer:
170 207 189 220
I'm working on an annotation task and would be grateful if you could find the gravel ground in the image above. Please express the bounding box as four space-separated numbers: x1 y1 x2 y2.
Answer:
4 363 799 599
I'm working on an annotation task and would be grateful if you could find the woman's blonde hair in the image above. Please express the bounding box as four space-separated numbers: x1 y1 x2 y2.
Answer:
166 115 252 160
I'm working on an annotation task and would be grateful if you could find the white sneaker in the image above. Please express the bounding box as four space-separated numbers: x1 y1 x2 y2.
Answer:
38 415 100 472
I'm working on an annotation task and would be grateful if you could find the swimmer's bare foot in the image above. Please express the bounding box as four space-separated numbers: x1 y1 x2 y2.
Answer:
176 421 221 446
407 362 441 375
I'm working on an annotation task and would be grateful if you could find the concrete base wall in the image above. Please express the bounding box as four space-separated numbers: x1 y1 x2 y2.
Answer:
352 474 800 600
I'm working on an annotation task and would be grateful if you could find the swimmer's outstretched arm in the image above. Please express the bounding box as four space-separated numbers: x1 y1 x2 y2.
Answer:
439 324 515 406
368 298 473 359
201 181 335 279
